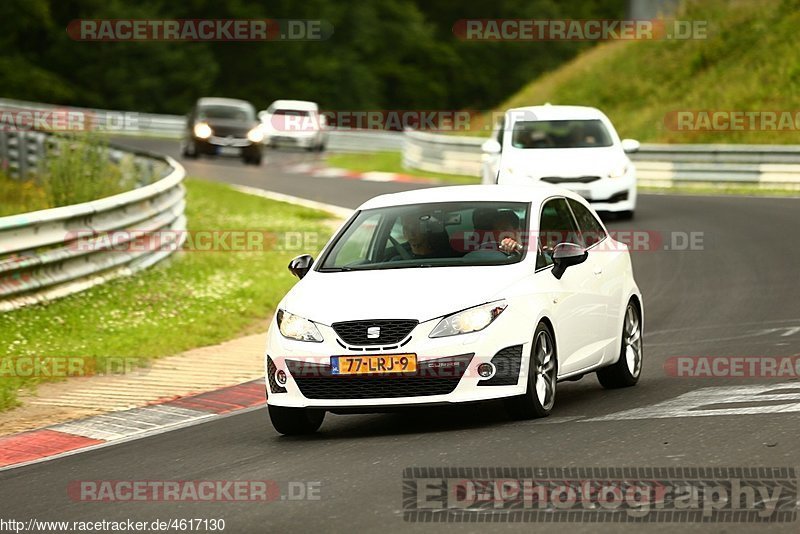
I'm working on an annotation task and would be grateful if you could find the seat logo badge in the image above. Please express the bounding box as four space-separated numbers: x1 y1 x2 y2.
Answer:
367 326 381 339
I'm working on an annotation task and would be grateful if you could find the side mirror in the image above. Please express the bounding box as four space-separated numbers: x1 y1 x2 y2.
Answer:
481 139 502 155
551 243 587 280
257 110 269 122
288 254 314 279
621 138 640 154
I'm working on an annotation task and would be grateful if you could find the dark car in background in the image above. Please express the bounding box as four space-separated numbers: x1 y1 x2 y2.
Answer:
182 97 264 165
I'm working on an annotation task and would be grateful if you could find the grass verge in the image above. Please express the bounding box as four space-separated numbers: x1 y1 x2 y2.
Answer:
326 151 479 185
486 0 800 144
640 184 800 198
0 178 335 411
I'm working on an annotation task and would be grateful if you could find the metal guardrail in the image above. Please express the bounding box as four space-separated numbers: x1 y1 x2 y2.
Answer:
0 97 404 153
0 131 186 311
5 97 800 185
401 130 800 188
403 130 484 176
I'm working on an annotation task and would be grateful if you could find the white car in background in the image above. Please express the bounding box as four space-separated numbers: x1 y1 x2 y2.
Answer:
258 100 327 151
264 184 643 435
482 105 640 219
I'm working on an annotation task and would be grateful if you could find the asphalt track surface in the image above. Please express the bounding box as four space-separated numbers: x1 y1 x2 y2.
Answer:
2 139 799 533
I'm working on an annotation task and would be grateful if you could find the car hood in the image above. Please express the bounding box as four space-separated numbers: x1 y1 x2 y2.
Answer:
202 118 256 137
281 265 528 325
503 146 625 179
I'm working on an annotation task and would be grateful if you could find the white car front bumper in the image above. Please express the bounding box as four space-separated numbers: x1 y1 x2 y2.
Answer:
264 318 532 409
499 173 637 213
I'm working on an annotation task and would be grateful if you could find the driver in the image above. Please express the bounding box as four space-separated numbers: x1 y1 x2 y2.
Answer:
396 211 455 259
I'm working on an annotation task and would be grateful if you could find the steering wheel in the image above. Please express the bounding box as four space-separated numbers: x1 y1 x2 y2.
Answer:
388 235 412 260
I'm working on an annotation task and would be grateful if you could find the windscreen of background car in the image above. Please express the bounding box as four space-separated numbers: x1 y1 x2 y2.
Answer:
198 105 255 121
511 119 612 149
318 202 530 271
270 109 319 132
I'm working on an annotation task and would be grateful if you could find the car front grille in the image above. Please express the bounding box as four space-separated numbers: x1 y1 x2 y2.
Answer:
287 354 473 399
331 319 418 346
541 176 601 184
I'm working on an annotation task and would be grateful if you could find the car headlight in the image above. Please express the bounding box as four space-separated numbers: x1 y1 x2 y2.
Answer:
608 163 630 179
429 301 507 338
276 310 323 342
247 126 264 143
193 122 212 139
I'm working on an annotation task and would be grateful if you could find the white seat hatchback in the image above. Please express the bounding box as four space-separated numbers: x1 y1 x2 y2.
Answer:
264 184 643 434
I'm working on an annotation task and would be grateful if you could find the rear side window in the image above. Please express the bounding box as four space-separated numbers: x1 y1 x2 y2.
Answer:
567 198 607 248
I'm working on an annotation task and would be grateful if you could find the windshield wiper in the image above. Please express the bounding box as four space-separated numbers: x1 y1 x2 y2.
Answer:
319 266 359 272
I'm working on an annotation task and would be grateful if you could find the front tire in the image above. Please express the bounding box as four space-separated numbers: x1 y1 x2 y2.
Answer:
504 322 557 420
182 141 199 159
597 301 642 388
268 405 325 435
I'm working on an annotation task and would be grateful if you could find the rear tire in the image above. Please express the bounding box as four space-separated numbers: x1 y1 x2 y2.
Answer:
617 210 634 221
504 322 557 420
268 405 325 435
597 300 642 389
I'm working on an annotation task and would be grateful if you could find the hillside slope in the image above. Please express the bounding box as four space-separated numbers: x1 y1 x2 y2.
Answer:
496 0 800 144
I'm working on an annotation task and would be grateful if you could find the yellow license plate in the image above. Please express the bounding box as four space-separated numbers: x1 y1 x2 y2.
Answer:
331 354 417 375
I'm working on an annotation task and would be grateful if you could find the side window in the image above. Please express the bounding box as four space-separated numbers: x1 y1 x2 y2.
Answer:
567 198 607 248
537 198 581 268
496 117 505 149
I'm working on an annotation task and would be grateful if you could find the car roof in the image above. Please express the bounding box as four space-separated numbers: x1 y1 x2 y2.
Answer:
505 104 608 122
197 97 254 109
269 100 318 111
358 184 584 210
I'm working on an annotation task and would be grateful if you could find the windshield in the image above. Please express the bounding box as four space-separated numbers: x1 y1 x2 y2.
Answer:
272 109 312 117
198 105 254 121
511 119 612 149
319 202 530 271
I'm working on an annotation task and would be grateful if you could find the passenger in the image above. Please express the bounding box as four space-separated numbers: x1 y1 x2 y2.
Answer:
491 210 524 255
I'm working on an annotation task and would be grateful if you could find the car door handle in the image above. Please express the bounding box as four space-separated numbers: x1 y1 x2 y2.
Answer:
593 267 603 276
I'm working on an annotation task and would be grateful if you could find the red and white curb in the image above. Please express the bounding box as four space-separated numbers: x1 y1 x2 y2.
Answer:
286 163 434 184
0 380 265 471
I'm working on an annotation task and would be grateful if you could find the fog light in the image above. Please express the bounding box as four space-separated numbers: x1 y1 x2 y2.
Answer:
275 369 287 385
477 363 495 379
